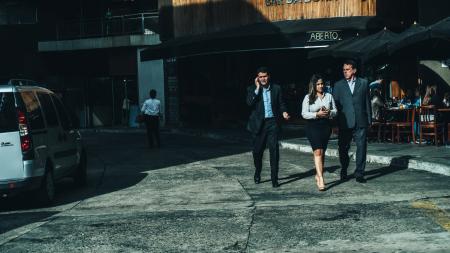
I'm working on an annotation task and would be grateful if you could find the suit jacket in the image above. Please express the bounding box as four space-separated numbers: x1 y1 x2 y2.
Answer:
332 77 372 129
246 83 287 134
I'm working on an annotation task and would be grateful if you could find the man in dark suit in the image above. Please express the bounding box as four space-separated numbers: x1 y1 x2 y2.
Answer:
332 60 372 183
247 67 290 188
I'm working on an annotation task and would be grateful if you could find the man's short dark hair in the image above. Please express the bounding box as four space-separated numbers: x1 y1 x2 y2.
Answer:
149 89 157 98
343 59 357 69
256 66 270 75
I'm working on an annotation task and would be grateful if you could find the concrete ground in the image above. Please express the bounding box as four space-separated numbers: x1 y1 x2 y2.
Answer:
0 131 450 252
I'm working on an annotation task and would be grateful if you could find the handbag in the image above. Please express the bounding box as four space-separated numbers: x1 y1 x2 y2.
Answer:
135 114 145 123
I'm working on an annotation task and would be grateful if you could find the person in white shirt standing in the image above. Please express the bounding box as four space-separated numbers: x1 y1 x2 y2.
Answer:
141 89 161 148
301 74 337 191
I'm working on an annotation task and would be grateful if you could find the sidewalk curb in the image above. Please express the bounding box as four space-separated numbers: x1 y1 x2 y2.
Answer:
279 141 450 177
79 128 145 134
78 127 450 177
169 129 252 143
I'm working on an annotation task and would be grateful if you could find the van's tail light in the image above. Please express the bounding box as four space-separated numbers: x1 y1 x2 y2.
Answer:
17 110 32 153
21 136 32 151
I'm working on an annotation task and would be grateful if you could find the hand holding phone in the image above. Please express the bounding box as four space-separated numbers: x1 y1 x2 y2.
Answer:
255 77 260 89
317 106 330 118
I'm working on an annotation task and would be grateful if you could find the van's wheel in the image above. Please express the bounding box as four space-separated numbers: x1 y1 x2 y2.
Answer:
37 168 55 205
74 149 87 186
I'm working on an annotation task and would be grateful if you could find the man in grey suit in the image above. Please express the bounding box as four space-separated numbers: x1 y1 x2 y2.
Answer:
332 60 372 183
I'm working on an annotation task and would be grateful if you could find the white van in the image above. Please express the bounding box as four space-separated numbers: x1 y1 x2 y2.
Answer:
0 80 86 204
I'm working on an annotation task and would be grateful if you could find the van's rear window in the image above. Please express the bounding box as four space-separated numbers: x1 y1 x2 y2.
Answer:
0 92 18 133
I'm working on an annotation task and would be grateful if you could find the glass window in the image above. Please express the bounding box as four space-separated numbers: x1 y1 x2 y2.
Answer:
37 93 59 127
51 95 71 130
20 91 45 130
0 92 18 133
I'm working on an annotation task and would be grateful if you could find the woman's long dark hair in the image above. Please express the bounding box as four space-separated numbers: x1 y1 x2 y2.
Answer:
308 74 324 105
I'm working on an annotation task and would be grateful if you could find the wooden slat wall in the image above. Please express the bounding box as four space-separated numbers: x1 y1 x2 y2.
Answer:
159 0 377 38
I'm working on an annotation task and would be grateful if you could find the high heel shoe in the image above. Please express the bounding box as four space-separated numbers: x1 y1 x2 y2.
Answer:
316 175 326 191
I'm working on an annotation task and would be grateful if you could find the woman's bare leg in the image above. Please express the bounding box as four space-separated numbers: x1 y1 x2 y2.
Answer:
313 149 325 190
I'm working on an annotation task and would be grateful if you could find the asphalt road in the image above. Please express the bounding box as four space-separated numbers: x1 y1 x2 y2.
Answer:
1 132 450 252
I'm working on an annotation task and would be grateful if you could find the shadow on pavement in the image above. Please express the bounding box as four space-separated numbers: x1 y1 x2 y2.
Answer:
279 169 315 186
0 131 252 234
364 155 412 182
279 165 339 186
0 211 58 235
325 156 411 190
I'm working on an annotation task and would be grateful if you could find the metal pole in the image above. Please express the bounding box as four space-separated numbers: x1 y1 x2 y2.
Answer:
124 79 129 126
85 79 90 128
35 7 38 23
111 78 115 126
121 16 125 35
141 13 145 34
80 20 83 38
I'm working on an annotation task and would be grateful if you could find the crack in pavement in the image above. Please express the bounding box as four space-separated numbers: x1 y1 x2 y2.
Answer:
213 166 257 253
243 205 257 252
233 178 256 253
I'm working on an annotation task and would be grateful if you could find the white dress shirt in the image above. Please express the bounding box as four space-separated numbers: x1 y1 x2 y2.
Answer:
347 78 356 94
141 98 161 116
301 93 337 120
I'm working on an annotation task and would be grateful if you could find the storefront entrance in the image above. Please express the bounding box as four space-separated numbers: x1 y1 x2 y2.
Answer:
48 75 138 128
176 48 343 127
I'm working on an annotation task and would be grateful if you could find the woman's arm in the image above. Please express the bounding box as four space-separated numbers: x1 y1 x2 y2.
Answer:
301 96 317 119
373 97 384 107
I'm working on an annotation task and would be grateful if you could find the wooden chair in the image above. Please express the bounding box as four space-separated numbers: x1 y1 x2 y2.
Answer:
382 108 403 143
437 109 450 144
447 122 450 144
369 120 385 142
418 106 445 145
391 108 415 143
368 105 391 142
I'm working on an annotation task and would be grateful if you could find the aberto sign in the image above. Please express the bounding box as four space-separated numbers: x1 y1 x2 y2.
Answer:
266 0 338 6
307 30 342 43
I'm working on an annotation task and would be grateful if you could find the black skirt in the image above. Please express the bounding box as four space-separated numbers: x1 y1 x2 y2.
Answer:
306 118 332 151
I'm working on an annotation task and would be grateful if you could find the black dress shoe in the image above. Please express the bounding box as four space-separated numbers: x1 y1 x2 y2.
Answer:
254 176 261 184
340 173 348 181
272 181 280 188
355 176 367 183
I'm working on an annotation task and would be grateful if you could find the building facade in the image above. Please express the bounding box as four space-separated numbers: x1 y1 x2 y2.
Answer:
2 0 448 128
143 0 421 127
0 0 163 128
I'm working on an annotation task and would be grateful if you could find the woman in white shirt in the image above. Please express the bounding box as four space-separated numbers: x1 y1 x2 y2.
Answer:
301 74 337 191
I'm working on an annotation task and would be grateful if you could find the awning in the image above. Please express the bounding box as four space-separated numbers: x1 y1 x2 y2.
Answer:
308 28 398 63
388 17 450 58
141 16 385 61
388 22 427 50
331 28 398 62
